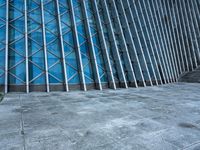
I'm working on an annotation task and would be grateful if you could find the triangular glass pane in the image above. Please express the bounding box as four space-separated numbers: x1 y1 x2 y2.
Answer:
29 63 43 80
9 62 26 82
47 52 59 67
61 13 71 26
45 30 57 43
8 74 24 84
66 52 78 68
64 43 74 55
30 51 45 68
81 53 89 66
28 40 42 55
0 27 5 43
85 75 93 83
0 76 4 84
63 31 74 46
0 50 5 63
49 75 60 84
47 39 61 57
30 73 45 84
8 51 24 67
46 19 58 34
0 5 6 20
67 65 77 78
27 1 39 12
28 29 43 44
68 74 80 84
10 38 25 56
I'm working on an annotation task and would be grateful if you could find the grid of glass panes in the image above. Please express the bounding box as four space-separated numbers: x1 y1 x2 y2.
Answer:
85 0 107 83
8 0 26 85
0 0 199 92
143 0 170 82
97 2 119 83
27 0 46 85
43 0 64 85
105 1 130 82
128 0 157 82
114 0 144 83
134 0 162 82
0 1 6 85
59 0 80 84
72 0 94 84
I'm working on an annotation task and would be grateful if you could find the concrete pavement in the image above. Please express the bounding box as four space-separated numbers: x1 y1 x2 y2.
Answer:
0 83 200 150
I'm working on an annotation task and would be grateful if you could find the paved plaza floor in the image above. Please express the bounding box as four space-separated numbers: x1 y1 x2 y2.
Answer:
0 83 200 150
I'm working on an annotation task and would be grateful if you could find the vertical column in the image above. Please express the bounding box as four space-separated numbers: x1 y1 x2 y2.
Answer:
137 0 164 84
40 0 50 92
150 0 173 83
80 0 102 90
100 0 128 88
142 0 168 84
129 0 159 85
158 0 179 81
55 0 68 91
154 0 176 81
106 0 137 87
190 0 200 60
186 0 200 65
193 0 200 28
170 0 186 73
69 0 86 91
92 0 116 89
123 0 153 86
164 0 182 75
116 0 146 87
174 0 189 72
178 0 195 70
4 0 9 93
96 0 126 88
182 0 198 69
155 0 174 82
24 0 29 93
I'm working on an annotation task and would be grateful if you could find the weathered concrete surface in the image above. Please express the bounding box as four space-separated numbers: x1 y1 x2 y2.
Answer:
0 83 200 150
179 67 200 83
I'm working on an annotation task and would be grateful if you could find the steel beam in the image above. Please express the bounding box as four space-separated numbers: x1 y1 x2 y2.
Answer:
191 0 200 64
100 0 128 88
186 0 200 65
182 0 198 69
24 0 29 93
164 0 182 76
159 0 179 81
55 0 69 91
108 0 137 87
137 0 164 84
170 0 186 73
4 0 9 93
142 0 169 84
154 0 176 82
129 0 159 85
40 0 50 92
92 0 116 89
115 0 146 87
123 0 153 86
80 0 102 90
174 0 190 72
69 0 86 91
178 0 195 70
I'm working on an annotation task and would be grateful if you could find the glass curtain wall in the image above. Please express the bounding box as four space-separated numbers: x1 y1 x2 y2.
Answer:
0 0 199 92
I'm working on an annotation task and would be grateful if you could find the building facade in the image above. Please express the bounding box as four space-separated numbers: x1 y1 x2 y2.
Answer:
0 0 199 93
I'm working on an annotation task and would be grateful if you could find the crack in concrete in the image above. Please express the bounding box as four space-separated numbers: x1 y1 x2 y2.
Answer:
182 140 200 150
19 95 26 150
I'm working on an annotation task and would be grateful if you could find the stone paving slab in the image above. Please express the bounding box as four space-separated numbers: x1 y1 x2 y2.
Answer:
0 83 200 150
